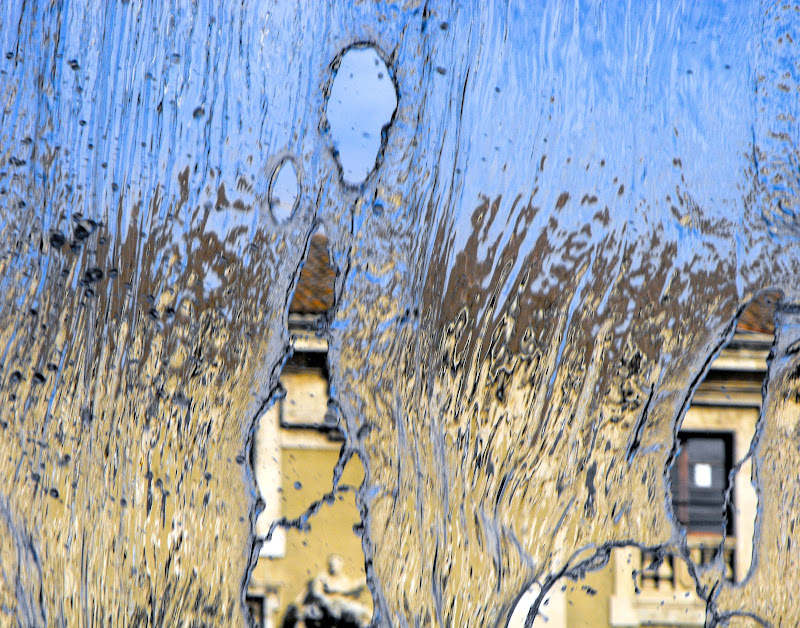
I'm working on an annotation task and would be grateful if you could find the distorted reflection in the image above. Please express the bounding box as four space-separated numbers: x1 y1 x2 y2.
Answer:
3 2 800 627
508 297 774 626
270 159 300 223
282 554 371 628
249 233 372 627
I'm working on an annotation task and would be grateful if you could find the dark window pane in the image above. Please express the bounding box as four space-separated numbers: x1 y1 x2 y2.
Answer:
246 596 264 627
670 432 733 534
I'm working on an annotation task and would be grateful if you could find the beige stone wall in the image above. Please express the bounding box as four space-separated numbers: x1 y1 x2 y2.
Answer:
249 331 763 627
249 335 372 627
249 443 370 626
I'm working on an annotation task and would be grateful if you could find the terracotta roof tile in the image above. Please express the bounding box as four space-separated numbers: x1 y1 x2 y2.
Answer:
736 292 778 336
289 234 335 314
289 234 778 336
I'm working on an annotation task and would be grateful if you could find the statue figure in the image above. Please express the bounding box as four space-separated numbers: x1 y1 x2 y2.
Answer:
281 555 371 627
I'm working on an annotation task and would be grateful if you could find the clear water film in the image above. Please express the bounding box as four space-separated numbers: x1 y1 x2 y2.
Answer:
1 2 799 626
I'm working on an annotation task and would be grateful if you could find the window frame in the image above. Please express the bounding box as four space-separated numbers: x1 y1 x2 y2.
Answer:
670 429 735 538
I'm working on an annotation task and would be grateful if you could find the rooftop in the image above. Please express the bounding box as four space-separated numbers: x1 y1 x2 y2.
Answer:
289 235 777 338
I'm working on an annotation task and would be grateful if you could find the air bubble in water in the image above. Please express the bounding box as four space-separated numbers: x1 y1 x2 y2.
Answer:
269 159 299 223
326 46 397 185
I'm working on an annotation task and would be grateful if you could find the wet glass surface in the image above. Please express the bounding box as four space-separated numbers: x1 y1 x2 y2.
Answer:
2 2 800 626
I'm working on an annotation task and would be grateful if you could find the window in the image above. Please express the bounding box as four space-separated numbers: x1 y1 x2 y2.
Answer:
246 595 265 627
670 431 734 535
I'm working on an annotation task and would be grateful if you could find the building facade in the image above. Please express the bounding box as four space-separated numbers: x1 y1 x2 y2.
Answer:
247 235 774 627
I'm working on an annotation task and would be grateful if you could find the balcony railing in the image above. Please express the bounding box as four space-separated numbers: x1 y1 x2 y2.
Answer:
638 537 736 592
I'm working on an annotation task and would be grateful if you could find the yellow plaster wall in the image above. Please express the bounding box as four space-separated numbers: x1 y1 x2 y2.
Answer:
563 565 613 626
249 444 371 625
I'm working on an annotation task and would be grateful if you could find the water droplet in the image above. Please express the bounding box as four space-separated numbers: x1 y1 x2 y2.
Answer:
49 232 66 249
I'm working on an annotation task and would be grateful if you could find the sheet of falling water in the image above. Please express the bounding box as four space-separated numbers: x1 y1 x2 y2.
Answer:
1 1 800 627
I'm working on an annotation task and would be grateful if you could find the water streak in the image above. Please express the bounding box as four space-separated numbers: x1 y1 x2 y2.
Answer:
1 1 800 626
